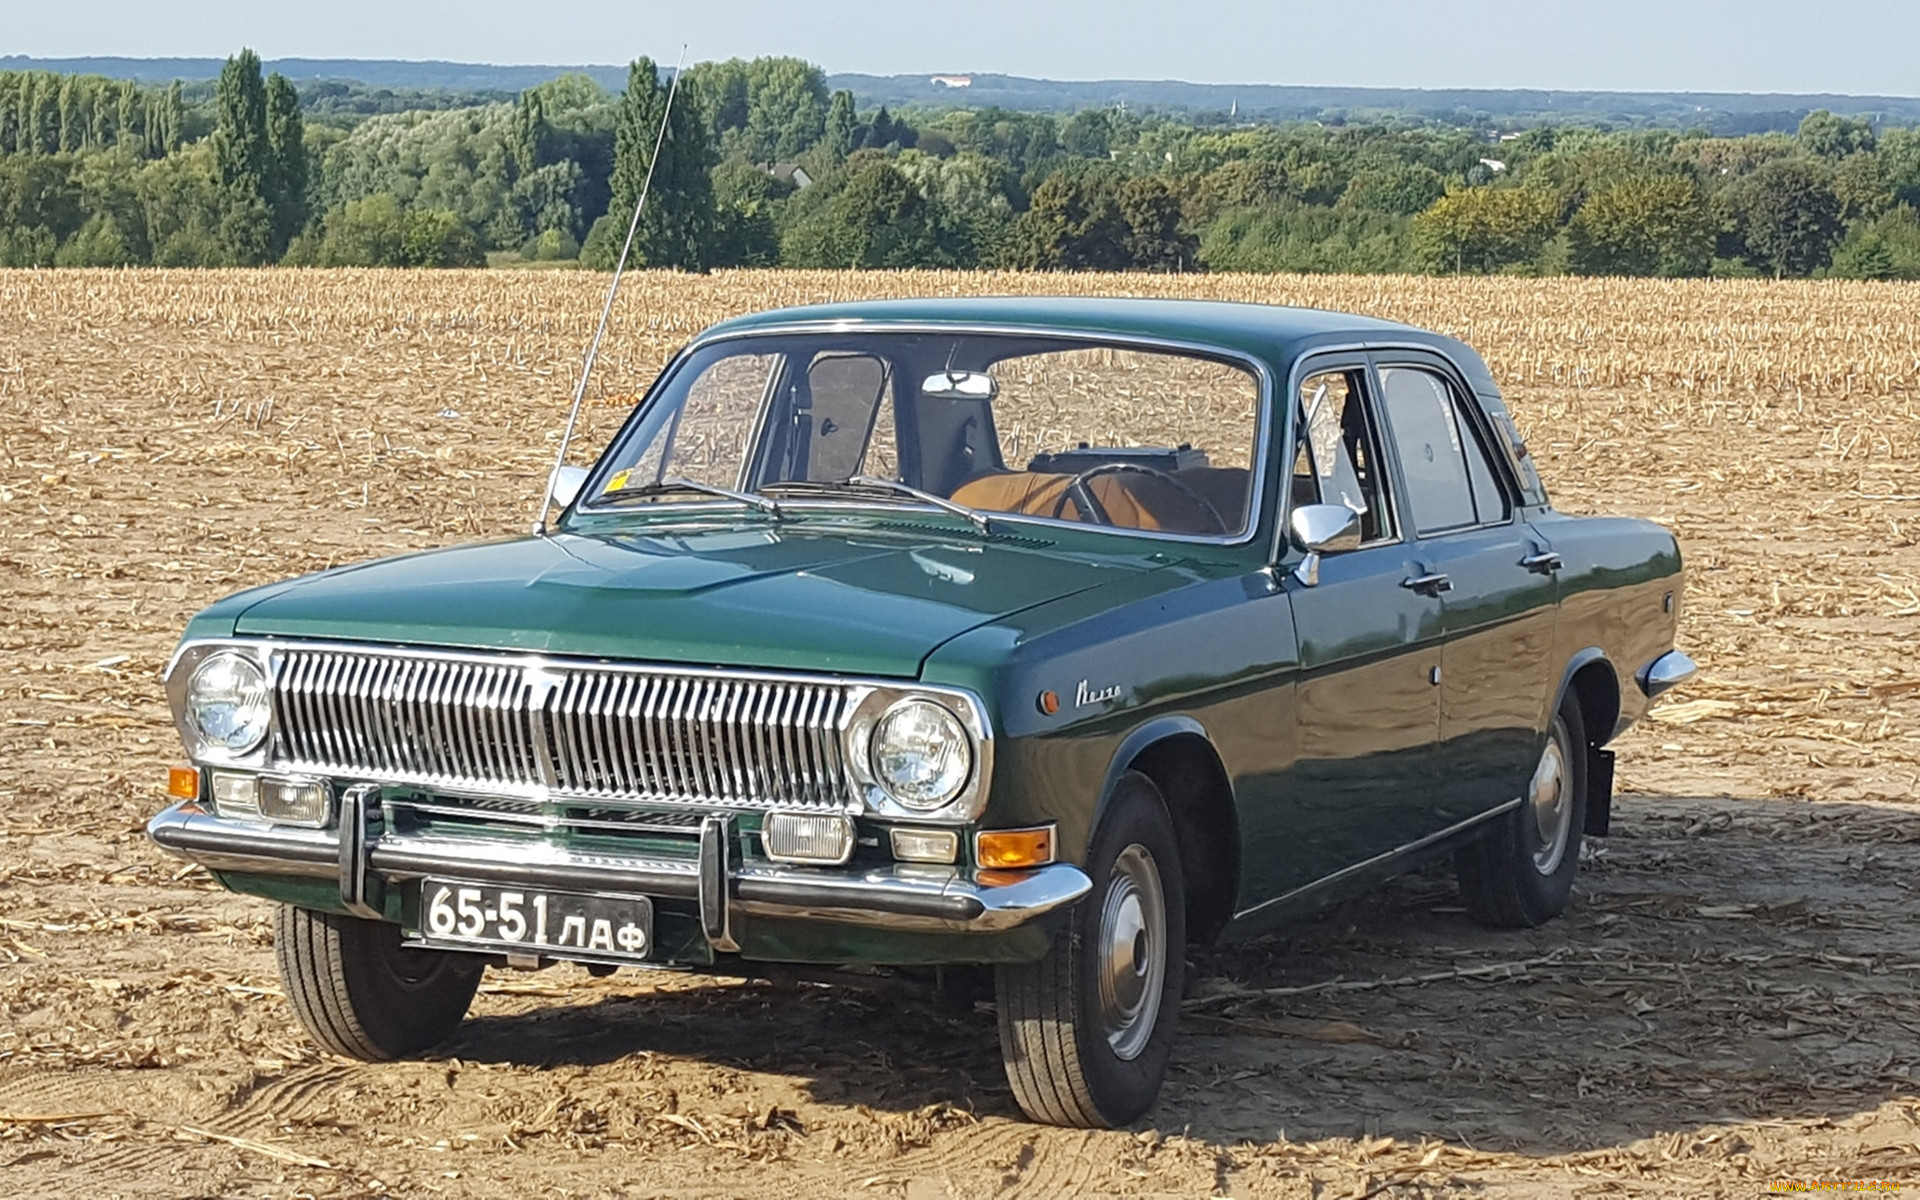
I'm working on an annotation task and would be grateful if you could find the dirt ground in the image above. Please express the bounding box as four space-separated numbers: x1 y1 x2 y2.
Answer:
2 270 1918 1198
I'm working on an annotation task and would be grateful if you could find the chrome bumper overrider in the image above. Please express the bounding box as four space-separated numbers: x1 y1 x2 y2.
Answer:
146 800 1091 941
1636 649 1698 699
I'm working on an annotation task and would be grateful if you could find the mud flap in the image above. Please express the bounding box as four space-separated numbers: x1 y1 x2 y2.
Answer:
1584 747 1616 837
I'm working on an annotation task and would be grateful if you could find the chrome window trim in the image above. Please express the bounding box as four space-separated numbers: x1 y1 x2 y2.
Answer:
1275 346 1413 564
165 637 996 825
569 322 1278 549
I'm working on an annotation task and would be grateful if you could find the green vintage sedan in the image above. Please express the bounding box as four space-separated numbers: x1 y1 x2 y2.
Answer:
149 297 1692 1128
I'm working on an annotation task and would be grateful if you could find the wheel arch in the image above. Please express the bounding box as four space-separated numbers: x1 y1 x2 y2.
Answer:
1554 649 1622 747
1554 649 1621 838
1093 716 1241 946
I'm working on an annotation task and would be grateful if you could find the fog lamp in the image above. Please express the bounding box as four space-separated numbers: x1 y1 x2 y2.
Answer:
259 777 331 828
762 812 855 864
209 771 260 819
890 827 960 864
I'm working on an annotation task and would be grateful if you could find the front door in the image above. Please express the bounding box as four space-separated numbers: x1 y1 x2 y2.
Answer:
1274 364 1445 895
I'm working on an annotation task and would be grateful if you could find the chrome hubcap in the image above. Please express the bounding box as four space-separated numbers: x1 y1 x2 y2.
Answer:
1529 720 1574 875
1096 844 1166 1061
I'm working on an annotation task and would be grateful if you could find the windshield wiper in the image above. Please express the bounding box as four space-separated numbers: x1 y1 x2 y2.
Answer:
594 476 783 517
763 475 991 534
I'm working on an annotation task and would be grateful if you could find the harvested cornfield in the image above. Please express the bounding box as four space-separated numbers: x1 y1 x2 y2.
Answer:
2 269 1918 1197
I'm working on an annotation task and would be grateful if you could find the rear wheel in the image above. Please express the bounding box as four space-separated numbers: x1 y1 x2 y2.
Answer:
995 772 1186 1128
1455 698 1589 928
274 905 483 1060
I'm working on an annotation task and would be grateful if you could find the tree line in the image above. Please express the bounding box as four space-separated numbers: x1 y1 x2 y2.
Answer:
3 50 1919 280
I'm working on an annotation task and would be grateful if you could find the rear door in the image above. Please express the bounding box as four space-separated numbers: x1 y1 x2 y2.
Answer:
1276 360 1446 889
1374 357 1559 832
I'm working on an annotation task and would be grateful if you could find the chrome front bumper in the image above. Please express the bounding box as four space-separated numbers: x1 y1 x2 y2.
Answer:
146 799 1092 943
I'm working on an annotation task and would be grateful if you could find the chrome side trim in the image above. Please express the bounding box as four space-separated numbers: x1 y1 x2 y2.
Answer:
144 801 1088 934
1229 798 1524 928
1637 650 1697 699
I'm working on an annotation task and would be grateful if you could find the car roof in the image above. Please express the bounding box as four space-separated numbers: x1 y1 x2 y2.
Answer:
700 296 1491 383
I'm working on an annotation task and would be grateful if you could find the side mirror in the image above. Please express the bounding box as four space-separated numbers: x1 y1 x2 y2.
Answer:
1288 503 1362 587
548 464 590 510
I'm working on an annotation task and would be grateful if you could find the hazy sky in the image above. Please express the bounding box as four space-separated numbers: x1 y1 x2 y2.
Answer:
16 0 1920 96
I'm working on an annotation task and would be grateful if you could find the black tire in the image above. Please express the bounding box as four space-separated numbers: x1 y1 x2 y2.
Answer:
995 771 1187 1128
1455 697 1589 928
274 905 483 1061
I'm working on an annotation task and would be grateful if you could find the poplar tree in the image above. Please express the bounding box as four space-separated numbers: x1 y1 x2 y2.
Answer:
263 73 308 258
595 58 715 270
212 49 272 263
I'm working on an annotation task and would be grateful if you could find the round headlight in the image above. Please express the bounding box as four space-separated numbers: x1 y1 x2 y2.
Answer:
870 699 972 809
186 652 270 754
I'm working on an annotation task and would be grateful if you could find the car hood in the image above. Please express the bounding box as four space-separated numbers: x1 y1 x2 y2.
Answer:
229 527 1157 678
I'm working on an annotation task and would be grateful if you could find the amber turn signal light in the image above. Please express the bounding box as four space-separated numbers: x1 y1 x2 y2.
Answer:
167 765 200 801
976 826 1055 870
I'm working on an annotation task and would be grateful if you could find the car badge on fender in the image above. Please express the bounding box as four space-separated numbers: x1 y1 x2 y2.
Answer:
1075 680 1122 707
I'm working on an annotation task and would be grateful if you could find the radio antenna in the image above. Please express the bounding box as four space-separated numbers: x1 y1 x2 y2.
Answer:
533 43 689 536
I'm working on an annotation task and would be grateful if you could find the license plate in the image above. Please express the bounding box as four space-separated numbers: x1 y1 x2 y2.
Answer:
412 878 655 963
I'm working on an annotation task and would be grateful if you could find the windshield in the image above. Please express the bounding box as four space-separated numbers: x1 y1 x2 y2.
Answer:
578 331 1265 540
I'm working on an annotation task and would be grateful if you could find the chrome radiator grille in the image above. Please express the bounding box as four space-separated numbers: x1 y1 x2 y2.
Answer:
270 647 856 810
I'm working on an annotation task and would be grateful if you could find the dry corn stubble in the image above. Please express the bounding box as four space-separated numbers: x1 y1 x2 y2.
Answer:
2 268 1919 1198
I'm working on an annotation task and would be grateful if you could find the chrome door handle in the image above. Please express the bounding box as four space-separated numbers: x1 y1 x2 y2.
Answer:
1520 551 1563 574
1401 572 1452 596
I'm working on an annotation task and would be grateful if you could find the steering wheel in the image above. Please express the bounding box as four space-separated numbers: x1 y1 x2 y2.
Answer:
1053 462 1229 535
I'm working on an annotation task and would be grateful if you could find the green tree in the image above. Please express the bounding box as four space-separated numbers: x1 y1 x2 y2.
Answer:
824 89 857 161
1117 176 1195 270
315 193 407 264
1338 164 1446 217
1060 108 1113 159
742 58 828 162
1722 156 1843 277
1797 109 1875 160
401 209 485 266
585 58 716 270
1828 205 1920 280
56 75 82 152
1198 202 1415 274
1832 151 1893 222
263 73 308 259
780 159 949 268
1413 186 1559 273
1006 171 1131 269
681 58 750 142
137 142 224 265
1565 175 1712 276
211 49 272 264
707 160 783 267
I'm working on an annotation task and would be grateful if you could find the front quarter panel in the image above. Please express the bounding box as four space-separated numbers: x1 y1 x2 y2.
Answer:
922 561 1298 891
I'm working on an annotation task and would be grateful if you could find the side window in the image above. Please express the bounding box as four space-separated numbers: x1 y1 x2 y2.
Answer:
1378 367 1510 535
802 352 891 482
1293 369 1395 543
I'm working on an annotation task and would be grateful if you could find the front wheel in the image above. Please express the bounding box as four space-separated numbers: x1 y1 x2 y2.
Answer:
274 905 483 1060
995 771 1187 1128
1455 697 1589 928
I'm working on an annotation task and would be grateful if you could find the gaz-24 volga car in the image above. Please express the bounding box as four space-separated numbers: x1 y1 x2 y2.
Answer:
149 297 1693 1128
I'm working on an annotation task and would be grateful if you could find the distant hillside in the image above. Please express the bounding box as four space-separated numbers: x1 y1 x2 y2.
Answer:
0 55 629 93
4 56 1918 130
830 73 1920 131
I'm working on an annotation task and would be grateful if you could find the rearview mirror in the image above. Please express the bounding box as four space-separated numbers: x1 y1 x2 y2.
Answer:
921 370 998 401
1288 503 1362 587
